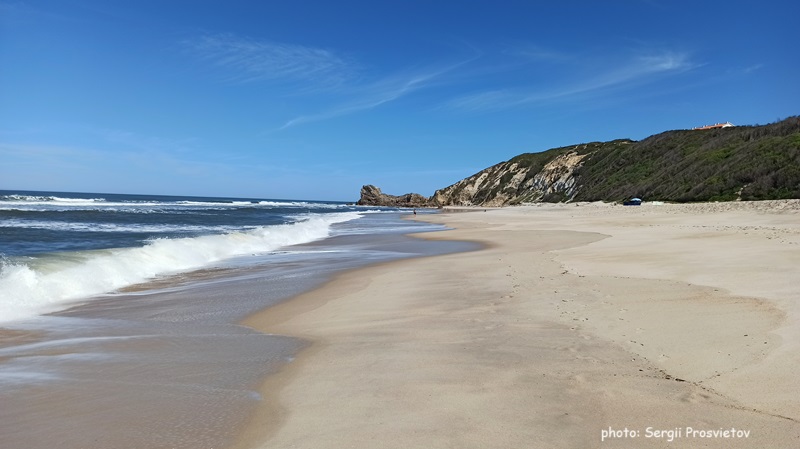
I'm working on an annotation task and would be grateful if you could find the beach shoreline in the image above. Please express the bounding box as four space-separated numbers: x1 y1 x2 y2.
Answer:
0 212 473 449
237 200 800 448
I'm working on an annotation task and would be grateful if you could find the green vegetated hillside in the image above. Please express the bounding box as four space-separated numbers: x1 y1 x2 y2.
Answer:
431 116 800 206
574 117 800 202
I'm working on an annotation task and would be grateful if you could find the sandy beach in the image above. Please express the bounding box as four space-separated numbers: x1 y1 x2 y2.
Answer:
239 200 800 448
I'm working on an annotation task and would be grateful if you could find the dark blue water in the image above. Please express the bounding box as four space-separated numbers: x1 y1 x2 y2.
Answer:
0 189 438 323
0 190 359 256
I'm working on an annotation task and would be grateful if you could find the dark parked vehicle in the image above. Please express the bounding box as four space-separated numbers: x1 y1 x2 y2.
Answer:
623 198 642 206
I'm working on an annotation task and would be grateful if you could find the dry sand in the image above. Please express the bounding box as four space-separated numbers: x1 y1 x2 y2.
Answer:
238 200 800 448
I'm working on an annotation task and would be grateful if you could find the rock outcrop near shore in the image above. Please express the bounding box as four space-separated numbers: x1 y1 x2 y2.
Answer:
356 185 431 207
430 144 609 206
367 116 800 207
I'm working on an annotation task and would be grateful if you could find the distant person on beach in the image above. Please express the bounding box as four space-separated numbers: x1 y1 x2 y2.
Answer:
413 209 417 215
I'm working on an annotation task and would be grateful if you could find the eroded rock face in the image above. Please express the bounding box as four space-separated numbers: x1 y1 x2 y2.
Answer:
356 185 431 207
430 149 589 206
528 151 589 201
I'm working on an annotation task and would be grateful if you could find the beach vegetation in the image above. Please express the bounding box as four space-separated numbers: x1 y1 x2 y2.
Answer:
573 116 800 202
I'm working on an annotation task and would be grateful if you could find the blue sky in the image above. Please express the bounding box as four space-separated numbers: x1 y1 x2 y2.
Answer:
1 0 797 201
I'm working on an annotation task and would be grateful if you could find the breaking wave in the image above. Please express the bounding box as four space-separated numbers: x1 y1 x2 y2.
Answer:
0 194 348 212
0 212 361 323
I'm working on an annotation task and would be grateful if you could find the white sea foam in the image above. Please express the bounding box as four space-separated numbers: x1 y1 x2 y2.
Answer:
0 212 361 323
0 195 350 212
0 219 250 234
1 195 107 203
257 200 346 208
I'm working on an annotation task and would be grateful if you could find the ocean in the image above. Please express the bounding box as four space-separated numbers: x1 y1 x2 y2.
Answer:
0 189 474 449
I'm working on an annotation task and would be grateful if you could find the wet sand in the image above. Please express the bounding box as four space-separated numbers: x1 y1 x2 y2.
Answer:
0 224 474 449
240 201 800 448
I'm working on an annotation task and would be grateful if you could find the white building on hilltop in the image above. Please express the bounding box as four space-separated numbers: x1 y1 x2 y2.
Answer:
693 121 735 130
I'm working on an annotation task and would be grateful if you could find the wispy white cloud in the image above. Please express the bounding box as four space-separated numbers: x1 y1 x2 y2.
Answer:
184 33 355 88
0 1 35 15
563 51 697 95
183 32 482 130
446 50 699 112
446 89 515 112
744 63 764 74
502 43 571 62
86 126 200 156
636 52 695 72
278 58 475 130
0 1 91 24
726 63 764 75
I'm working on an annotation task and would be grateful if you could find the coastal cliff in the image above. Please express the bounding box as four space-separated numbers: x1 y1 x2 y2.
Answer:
429 141 631 206
364 117 799 207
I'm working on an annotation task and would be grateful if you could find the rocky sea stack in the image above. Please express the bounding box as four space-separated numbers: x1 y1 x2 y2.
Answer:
356 185 432 208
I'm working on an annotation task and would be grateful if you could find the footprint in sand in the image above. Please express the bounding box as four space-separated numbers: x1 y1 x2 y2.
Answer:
679 389 712 404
